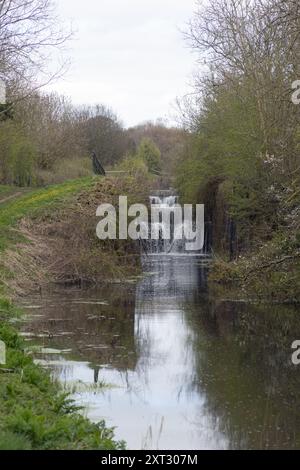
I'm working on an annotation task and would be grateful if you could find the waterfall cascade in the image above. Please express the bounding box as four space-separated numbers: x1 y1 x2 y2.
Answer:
147 193 204 255
150 195 178 207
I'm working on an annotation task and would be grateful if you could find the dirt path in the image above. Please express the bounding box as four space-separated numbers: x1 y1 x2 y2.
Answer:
0 192 24 205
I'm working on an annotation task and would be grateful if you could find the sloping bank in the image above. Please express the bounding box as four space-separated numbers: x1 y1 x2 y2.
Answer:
0 176 146 450
176 175 300 304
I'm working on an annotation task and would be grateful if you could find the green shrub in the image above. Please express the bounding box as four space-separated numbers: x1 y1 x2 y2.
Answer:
0 122 37 186
119 154 149 178
36 157 92 185
0 431 31 450
137 138 162 174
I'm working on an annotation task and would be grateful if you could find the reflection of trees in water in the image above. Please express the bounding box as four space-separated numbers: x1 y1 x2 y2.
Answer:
138 256 209 301
122 257 220 422
184 299 300 449
132 257 208 393
134 313 153 391
25 258 300 449
44 360 75 382
23 285 139 374
132 291 300 449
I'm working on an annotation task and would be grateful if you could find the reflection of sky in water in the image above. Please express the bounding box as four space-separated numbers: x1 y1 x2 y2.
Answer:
33 255 227 450
23 254 300 450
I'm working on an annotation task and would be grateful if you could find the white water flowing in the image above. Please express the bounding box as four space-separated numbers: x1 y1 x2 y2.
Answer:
148 193 202 255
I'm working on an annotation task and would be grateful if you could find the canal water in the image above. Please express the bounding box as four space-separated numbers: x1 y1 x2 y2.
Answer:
20 195 300 450
20 252 300 450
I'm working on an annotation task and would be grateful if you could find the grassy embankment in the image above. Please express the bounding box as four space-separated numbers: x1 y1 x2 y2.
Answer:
0 177 126 450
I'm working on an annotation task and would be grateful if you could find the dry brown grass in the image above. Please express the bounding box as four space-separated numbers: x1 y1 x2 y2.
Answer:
1 177 147 297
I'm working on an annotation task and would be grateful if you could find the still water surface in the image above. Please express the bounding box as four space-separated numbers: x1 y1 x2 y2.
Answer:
21 254 300 450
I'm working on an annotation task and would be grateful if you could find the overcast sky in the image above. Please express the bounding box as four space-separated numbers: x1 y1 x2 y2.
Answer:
45 0 197 127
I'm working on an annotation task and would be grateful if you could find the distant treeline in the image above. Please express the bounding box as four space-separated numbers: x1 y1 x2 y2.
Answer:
0 90 187 186
0 0 187 187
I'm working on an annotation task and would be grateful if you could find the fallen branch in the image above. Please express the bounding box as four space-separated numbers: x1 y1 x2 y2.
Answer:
244 252 300 282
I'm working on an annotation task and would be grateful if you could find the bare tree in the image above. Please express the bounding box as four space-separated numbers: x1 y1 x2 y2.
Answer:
185 0 300 173
0 0 72 98
81 105 129 166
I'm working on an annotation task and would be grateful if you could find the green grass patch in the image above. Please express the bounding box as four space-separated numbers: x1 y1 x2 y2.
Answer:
0 177 96 252
0 318 124 449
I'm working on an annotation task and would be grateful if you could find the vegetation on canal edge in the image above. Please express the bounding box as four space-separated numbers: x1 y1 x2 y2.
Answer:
175 0 300 303
208 234 300 304
0 177 130 450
